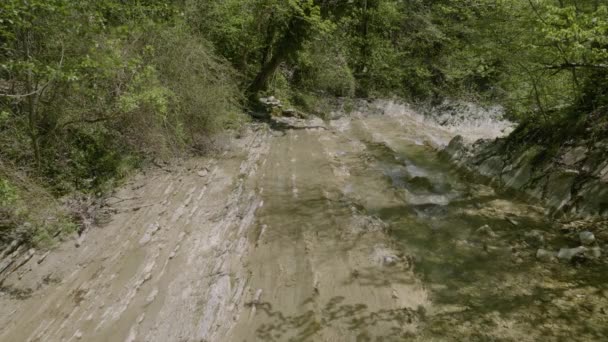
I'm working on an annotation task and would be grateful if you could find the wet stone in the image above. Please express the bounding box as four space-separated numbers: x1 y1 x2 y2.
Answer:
383 256 398 266
525 230 545 247
561 146 588 166
506 217 520 226
536 249 556 262
557 246 587 262
443 135 466 160
579 231 595 245
407 176 434 192
586 246 602 259
475 224 496 238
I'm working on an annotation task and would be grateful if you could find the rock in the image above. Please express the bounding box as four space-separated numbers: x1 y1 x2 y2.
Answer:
372 246 400 267
478 156 504 178
259 96 281 107
597 162 608 183
139 222 161 246
502 146 545 189
557 246 587 262
383 255 398 266
525 230 545 247
502 163 534 189
505 217 519 226
586 246 602 259
197 169 208 177
579 231 595 245
561 146 587 166
37 251 51 264
443 135 466 160
591 246 603 258
475 224 497 237
525 175 549 200
536 249 556 262
146 288 159 305
545 171 578 211
408 176 434 192
575 180 608 217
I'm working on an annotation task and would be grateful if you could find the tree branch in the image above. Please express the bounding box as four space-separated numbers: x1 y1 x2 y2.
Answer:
542 63 608 70
60 116 114 129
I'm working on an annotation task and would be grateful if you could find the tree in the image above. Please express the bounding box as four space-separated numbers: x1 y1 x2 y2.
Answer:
244 0 330 100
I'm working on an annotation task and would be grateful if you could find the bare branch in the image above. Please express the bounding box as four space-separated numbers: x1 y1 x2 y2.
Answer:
542 63 608 70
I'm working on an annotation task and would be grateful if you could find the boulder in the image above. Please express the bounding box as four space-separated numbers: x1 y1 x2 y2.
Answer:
443 135 466 161
579 231 596 245
557 246 587 262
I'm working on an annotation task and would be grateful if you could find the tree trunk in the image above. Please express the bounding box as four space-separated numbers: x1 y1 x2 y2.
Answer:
23 30 42 169
247 15 309 103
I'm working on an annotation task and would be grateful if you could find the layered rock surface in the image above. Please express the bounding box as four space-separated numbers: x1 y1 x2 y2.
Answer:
443 135 608 219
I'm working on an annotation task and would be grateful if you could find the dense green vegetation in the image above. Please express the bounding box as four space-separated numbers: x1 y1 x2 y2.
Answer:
1 0 607 246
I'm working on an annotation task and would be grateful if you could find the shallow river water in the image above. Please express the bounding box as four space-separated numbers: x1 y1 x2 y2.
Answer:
0 104 606 341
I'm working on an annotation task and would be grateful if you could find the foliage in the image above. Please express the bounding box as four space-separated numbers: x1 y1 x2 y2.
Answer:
1 0 606 248
1 1 244 195
0 0 244 246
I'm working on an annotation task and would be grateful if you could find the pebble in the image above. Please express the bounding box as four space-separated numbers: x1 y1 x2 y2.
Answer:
383 256 398 266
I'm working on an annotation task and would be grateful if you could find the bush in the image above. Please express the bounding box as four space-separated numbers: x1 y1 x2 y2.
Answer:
150 24 246 137
0 169 75 247
0 2 247 247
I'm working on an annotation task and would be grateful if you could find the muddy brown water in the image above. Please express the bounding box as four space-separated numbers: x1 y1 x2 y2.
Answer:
0 111 606 341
